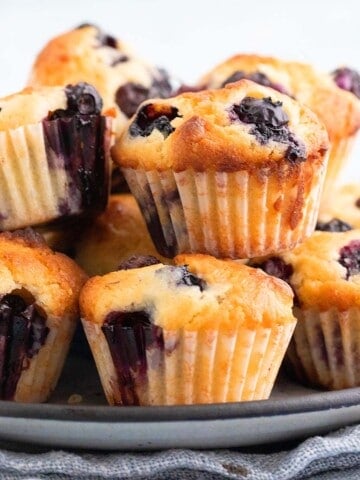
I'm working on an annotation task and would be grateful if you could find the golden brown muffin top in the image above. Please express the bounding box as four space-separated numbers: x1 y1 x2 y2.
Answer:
253 230 360 311
27 24 172 132
0 229 87 318
318 183 360 230
199 54 360 141
80 253 295 331
112 79 328 172
0 86 66 130
75 194 168 276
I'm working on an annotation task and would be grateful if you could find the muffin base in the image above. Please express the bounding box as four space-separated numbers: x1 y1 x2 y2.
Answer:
82 319 296 406
122 163 326 259
286 307 360 390
13 315 76 403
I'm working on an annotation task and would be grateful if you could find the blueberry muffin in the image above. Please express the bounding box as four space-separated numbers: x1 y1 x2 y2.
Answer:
75 194 168 276
253 229 360 390
27 24 173 134
317 183 360 231
0 82 111 231
199 54 360 199
112 79 329 259
80 254 296 405
0 229 87 402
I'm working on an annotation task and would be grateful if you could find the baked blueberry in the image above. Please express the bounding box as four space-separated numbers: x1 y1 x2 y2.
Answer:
332 67 360 99
129 103 181 138
221 70 289 95
316 218 352 232
230 96 306 162
338 240 360 279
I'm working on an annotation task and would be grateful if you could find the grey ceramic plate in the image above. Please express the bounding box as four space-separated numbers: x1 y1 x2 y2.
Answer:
0 343 359 451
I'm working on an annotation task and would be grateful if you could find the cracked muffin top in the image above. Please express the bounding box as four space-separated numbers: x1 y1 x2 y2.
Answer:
199 54 360 141
80 253 295 331
112 79 329 172
27 24 173 130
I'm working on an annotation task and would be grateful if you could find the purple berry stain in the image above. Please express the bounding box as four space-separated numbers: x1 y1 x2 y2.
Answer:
0 294 48 400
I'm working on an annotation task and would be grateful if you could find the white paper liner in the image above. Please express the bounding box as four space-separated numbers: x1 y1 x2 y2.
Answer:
122 161 326 259
83 319 296 406
321 136 356 202
286 307 360 390
14 315 76 403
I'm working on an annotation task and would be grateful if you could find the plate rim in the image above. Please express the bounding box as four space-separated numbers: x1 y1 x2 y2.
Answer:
1 387 360 423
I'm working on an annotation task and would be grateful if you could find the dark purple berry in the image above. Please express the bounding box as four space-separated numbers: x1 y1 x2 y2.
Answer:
316 218 352 232
104 310 151 329
111 55 129 67
332 67 360 98
65 82 102 115
254 257 294 283
338 240 360 279
48 82 103 120
221 70 289 95
115 69 173 118
230 96 306 162
129 103 181 138
115 83 150 118
177 266 206 291
118 255 160 271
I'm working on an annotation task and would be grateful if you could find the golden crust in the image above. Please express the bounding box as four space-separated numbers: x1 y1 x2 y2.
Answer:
200 54 360 141
0 86 66 130
280 230 360 311
75 194 168 275
318 183 360 228
0 229 87 318
27 25 161 131
80 253 295 331
112 79 329 172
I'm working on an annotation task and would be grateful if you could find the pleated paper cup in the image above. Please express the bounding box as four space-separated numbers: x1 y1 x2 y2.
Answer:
0 115 111 231
286 307 360 390
13 315 76 403
122 160 327 259
321 136 356 202
82 318 296 406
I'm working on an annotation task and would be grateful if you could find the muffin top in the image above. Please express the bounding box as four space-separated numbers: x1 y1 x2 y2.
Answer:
199 54 360 141
253 229 360 311
0 82 104 130
27 24 173 130
80 253 295 331
0 229 87 318
75 194 168 276
112 79 329 172
317 183 360 230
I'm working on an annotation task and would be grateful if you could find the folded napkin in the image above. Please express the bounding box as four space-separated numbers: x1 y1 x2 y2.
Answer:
1 424 360 480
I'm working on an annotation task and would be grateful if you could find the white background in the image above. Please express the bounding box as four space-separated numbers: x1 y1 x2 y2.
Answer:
1 0 360 178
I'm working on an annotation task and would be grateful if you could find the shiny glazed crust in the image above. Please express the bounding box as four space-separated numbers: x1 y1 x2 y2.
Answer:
113 79 329 172
80 253 295 331
0 229 87 319
199 54 360 141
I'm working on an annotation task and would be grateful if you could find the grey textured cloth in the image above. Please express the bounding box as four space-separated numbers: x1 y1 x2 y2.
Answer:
1 425 360 480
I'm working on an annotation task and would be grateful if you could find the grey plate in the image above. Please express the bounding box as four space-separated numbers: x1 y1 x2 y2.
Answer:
0 343 359 451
